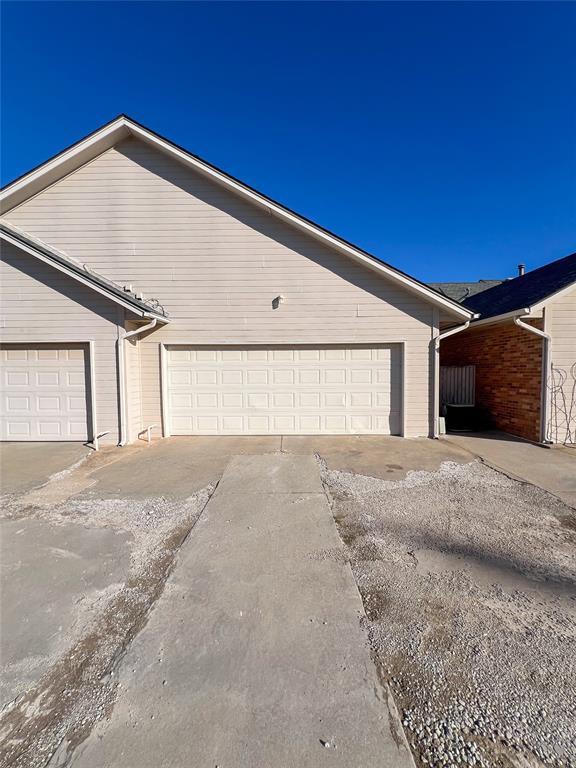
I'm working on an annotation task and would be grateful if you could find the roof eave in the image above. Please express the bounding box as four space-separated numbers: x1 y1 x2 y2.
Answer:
529 280 576 313
469 307 532 328
469 276 576 326
0 117 130 215
126 119 474 319
1 227 169 323
2 115 473 320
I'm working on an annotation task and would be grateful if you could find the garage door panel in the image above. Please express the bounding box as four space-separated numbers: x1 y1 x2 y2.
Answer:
222 415 242 431
167 344 402 435
1 345 89 441
6 396 30 412
37 349 59 361
7 421 31 437
38 421 61 437
37 395 61 411
6 349 28 361
6 371 29 386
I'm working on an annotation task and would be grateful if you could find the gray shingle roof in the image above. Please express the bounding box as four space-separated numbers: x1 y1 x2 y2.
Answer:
462 252 576 319
428 280 505 303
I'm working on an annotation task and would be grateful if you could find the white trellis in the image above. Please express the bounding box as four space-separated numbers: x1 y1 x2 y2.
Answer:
546 362 576 445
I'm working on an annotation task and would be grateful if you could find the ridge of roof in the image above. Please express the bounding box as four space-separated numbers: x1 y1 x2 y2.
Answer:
0 114 473 321
1 114 129 191
462 251 576 319
0 220 169 320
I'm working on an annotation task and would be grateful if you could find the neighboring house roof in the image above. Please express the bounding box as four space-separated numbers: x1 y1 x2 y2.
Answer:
462 252 576 320
0 220 169 322
428 280 505 303
0 115 473 321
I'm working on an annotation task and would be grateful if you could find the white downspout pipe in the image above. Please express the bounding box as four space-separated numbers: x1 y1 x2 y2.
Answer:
118 317 157 446
433 320 471 438
514 312 551 444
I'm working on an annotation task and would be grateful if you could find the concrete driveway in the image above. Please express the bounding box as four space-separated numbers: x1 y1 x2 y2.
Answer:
3 435 573 768
70 453 412 768
2 436 449 768
0 442 89 495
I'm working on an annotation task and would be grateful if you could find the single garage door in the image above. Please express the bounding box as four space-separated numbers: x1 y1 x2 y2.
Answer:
166 345 402 435
0 345 89 441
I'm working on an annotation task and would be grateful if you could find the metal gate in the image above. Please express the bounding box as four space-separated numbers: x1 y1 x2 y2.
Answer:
440 365 475 406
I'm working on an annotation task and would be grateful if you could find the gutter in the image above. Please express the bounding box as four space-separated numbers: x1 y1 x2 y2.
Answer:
0 223 168 321
513 312 551 444
118 317 158 446
432 320 471 438
467 307 543 329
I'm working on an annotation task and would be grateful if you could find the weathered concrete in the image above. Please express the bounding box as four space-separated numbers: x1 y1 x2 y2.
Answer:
216 450 324 495
33 435 471 503
0 518 131 705
83 435 470 500
445 431 576 508
85 436 281 499
283 434 469 480
0 443 89 495
70 454 413 768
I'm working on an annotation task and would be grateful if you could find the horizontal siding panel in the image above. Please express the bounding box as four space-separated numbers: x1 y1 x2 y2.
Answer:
6 137 437 437
1 243 120 444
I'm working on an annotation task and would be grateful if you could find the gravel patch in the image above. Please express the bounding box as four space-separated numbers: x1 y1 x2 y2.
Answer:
320 458 576 768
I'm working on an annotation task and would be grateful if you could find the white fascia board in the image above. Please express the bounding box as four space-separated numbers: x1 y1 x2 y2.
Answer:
2 115 472 320
470 283 576 325
529 281 576 313
0 119 130 214
127 122 473 320
1 231 168 322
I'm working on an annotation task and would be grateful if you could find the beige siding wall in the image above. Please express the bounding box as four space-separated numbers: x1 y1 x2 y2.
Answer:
0 241 121 443
6 138 438 437
547 286 576 444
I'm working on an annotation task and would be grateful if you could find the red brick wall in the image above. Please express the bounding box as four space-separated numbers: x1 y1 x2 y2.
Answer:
440 319 543 442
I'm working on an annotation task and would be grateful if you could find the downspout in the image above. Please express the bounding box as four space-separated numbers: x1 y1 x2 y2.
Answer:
433 320 471 438
118 317 158 446
514 312 551 444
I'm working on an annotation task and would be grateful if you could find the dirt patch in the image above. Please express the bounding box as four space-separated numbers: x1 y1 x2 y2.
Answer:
0 485 214 768
320 458 576 768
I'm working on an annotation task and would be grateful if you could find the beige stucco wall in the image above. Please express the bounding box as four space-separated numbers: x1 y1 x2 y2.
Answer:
546 285 576 444
0 241 122 444
5 137 441 437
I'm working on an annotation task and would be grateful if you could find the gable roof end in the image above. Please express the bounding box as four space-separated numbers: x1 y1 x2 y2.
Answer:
463 252 576 320
0 220 169 321
0 114 473 321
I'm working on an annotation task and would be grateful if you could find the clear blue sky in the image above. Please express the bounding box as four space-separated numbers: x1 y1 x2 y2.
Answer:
1 1 574 282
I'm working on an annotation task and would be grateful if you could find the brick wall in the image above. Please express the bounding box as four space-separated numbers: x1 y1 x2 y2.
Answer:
440 319 543 442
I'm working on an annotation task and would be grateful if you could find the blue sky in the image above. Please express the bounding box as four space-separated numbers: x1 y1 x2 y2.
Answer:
1 1 574 282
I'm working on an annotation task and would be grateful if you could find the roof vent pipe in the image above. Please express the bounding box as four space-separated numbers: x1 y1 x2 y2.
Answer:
518 264 525 277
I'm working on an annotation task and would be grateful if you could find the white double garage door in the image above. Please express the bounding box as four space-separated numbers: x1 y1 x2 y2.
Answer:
166 344 402 435
0 343 402 441
0 345 88 441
